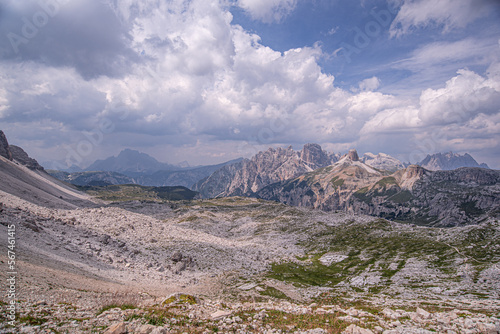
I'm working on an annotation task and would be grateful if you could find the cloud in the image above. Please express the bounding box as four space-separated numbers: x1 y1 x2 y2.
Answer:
0 0 138 80
358 77 381 92
360 66 500 164
236 0 297 23
393 38 498 72
0 0 499 168
1 0 343 151
362 67 500 133
390 0 495 37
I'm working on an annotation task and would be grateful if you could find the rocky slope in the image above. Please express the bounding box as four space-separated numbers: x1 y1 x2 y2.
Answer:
418 152 489 170
0 131 95 209
0 154 95 209
349 166 500 226
193 144 339 198
10 145 45 171
257 150 500 226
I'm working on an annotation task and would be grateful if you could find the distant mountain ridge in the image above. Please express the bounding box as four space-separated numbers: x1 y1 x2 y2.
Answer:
193 144 340 198
138 158 243 188
48 157 243 188
418 152 489 171
86 149 178 175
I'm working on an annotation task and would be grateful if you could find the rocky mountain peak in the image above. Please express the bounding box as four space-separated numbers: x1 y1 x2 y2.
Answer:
0 130 12 161
299 143 330 168
347 149 359 162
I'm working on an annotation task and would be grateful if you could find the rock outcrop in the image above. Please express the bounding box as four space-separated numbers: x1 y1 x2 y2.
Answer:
347 149 359 161
300 143 335 168
0 130 12 161
10 145 44 171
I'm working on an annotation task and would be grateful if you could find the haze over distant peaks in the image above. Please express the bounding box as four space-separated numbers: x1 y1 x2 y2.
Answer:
86 149 177 175
418 152 489 171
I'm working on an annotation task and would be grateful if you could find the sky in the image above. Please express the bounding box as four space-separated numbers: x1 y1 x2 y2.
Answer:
0 0 499 169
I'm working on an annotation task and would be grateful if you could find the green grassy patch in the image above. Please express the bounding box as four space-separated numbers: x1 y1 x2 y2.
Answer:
331 176 345 188
96 303 136 315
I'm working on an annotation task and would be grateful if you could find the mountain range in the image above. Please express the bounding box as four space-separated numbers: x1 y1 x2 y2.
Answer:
256 150 499 227
5 129 496 227
44 141 489 191
193 143 339 198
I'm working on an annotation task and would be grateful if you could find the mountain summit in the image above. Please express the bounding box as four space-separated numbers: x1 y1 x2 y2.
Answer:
418 152 489 171
86 149 177 175
347 149 359 161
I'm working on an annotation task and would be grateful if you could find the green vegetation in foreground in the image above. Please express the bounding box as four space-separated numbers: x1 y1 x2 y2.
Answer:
77 184 198 201
269 219 500 292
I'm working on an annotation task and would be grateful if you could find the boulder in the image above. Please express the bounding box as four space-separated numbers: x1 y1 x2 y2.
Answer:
171 251 183 262
211 310 232 320
104 322 127 334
